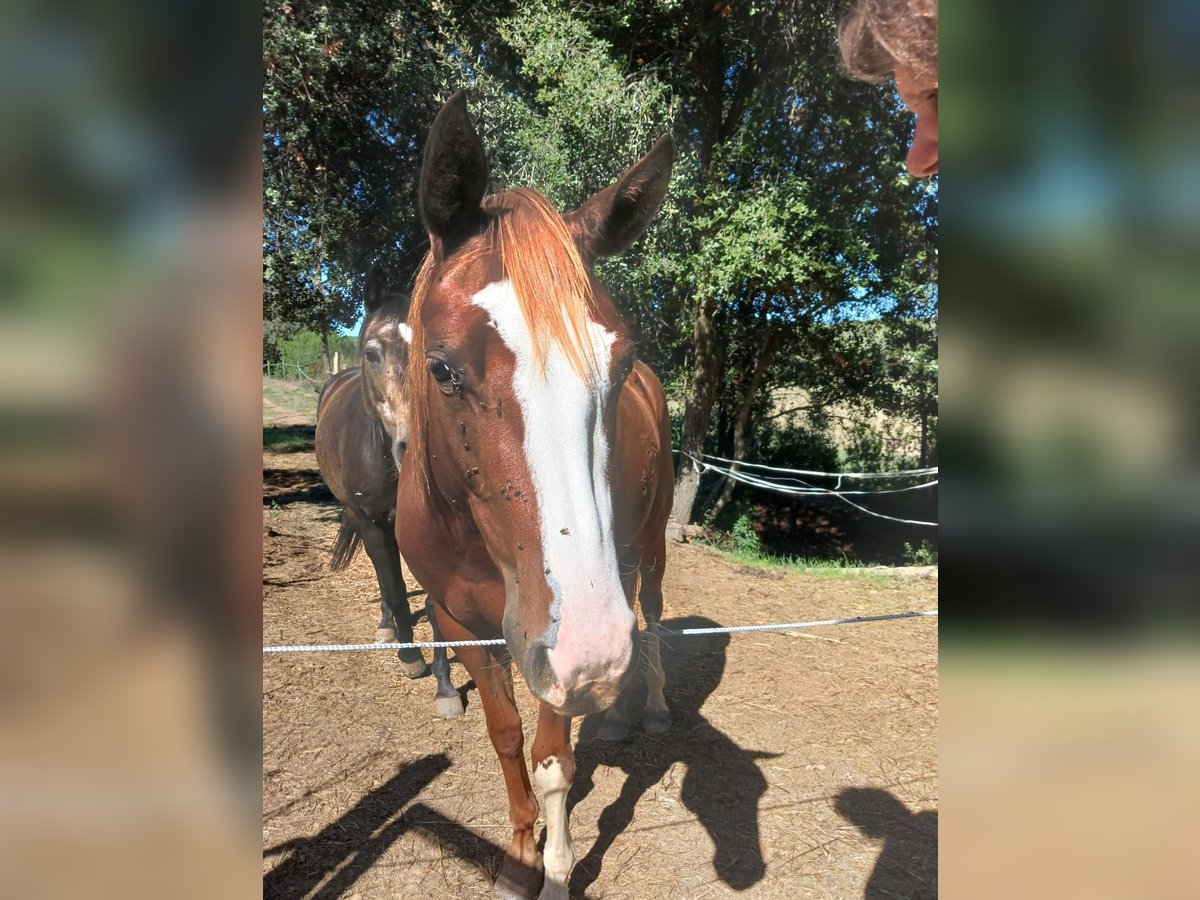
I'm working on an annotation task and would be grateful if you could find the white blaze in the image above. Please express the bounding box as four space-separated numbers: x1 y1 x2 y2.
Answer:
472 280 634 684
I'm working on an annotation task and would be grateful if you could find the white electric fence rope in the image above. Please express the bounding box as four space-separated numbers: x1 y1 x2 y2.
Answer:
264 361 336 386
263 609 937 654
701 462 938 496
681 449 938 481
681 452 939 528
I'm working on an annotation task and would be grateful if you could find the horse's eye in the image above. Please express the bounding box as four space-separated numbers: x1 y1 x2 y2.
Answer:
424 355 456 393
364 345 383 366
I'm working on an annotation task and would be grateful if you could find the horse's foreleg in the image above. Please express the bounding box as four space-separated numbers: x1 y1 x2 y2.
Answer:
450 631 542 899
597 565 638 741
426 595 463 718
642 618 671 734
531 703 575 900
639 544 671 734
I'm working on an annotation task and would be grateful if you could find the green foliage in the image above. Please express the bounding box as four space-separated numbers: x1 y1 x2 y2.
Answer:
263 317 302 365
694 537 880 578
729 513 761 556
755 419 841 474
903 540 938 566
840 420 920 473
277 330 323 379
263 0 464 333
328 332 360 368
272 329 360 379
262 0 939 534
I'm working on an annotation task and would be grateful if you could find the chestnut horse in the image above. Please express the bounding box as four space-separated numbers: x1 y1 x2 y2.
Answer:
396 92 676 899
314 271 461 717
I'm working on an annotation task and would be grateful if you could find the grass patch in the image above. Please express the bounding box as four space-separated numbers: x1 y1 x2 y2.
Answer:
696 540 890 580
696 510 888 579
263 425 315 452
263 376 319 422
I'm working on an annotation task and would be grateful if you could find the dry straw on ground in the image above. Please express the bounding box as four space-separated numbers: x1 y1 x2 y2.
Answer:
262 390 937 899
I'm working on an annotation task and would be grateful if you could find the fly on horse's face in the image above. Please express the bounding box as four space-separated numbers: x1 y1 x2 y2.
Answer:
358 270 413 467
405 95 675 717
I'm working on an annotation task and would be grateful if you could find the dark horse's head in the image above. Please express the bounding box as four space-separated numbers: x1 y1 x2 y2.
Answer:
405 92 674 715
359 268 413 466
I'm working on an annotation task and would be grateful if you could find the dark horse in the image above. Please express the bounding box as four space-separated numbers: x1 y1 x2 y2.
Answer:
397 93 675 898
314 273 462 718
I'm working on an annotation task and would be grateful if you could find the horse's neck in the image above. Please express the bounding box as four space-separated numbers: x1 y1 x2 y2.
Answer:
349 373 393 466
354 371 384 427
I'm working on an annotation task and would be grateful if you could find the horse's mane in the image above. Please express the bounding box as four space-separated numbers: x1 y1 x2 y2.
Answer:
406 188 599 443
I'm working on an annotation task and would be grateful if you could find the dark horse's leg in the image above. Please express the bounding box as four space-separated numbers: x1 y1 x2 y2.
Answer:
348 507 427 678
427 595 463 718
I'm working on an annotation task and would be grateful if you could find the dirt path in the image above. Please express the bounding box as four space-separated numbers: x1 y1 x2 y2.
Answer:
262 428 938 898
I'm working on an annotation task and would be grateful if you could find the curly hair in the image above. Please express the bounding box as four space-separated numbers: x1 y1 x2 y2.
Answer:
838 0 938 85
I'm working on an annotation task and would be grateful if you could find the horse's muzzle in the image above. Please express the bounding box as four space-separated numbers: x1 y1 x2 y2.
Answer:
523 637 632 716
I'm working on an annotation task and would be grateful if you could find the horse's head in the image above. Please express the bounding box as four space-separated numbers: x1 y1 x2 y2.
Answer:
408 92 674 716
359 267 413 466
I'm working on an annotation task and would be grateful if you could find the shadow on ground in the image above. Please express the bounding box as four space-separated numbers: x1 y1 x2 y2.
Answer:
834 787 937 899
263 467 334 507
263 753 507 899
567 615 779 894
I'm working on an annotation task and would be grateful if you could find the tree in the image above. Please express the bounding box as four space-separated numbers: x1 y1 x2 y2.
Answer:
263 0 462 360
262 0 937 529
552 1 936 521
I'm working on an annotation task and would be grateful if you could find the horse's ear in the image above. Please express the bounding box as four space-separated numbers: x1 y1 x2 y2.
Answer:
364 264 413 322
364 264 389 314
419 91 488 260
566 134 674 261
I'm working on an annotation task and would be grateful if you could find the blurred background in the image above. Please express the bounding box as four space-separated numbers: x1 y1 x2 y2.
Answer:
942 0 1200 895
0 1 260 896
1 0 1198 896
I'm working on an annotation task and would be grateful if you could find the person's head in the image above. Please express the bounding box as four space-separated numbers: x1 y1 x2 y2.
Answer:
839 0 938 177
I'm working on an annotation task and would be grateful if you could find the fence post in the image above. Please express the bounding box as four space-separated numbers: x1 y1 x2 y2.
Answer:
332 351 339 374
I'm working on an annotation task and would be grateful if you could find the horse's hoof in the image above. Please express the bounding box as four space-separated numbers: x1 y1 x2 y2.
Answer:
643 708 672 735
493 858 543 900
596 715 630 742
536 876 569 900
397 653 428 679
435 694 465 719
375 626 398 643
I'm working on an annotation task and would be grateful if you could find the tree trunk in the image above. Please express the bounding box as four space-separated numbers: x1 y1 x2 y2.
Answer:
707 332 780 522
670 14 731 526
319 325 331 379
671 292 721 524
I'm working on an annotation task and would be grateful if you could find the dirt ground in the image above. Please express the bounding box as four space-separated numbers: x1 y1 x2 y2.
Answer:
262 381 938 899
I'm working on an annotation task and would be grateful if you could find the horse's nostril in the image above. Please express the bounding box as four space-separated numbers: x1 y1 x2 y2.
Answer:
523 640 561 699
528 640 550 680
